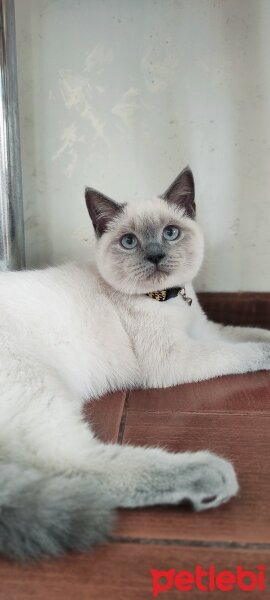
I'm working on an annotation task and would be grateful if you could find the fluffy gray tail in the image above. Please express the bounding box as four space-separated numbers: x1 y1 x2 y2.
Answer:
0 461 114 561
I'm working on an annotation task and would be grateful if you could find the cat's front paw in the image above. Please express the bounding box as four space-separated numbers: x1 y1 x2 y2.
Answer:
181 451 239 511
258 343 270 371
254 330 270 343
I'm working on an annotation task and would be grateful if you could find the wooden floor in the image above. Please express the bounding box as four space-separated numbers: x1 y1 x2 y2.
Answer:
0 372 269 599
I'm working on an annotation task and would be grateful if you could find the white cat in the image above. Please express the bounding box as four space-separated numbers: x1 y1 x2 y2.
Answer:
0 167 269 560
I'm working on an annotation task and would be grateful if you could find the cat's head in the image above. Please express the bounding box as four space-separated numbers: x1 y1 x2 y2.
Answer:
85 167 204 294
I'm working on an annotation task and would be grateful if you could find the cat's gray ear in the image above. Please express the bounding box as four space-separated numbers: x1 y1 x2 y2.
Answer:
161 166 196 219
85 188 124 236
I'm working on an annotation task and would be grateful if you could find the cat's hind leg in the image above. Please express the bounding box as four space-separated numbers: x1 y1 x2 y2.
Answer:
212 323 270 343
195 316 270 344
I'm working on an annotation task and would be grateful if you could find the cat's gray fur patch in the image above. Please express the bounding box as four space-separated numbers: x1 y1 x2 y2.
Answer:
0 461 114 561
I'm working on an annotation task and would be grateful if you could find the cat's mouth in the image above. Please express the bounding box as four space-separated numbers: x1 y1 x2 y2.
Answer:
146 265 171 279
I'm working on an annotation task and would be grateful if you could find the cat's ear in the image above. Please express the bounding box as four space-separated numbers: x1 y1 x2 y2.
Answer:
85 188 124 236
161 166 196 219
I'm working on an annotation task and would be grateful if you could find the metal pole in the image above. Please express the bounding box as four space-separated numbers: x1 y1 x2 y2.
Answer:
0 0 25 270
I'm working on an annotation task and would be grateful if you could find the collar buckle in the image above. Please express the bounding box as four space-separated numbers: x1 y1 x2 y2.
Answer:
177 287 193 306
146 286 192 305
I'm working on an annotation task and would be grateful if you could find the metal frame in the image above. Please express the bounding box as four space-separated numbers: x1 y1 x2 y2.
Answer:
0 0 25 270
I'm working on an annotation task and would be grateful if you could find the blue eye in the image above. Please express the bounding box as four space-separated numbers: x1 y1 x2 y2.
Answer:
163 226 180 241
120 234 138 249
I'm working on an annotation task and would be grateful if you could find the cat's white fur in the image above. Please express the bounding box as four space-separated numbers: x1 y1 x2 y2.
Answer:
0 169 269 560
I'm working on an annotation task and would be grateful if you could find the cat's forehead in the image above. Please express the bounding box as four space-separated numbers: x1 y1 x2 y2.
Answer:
121 197 184 233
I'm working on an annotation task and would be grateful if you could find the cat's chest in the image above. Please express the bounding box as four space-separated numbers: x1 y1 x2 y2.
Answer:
121 294 194 352
155 299 192 337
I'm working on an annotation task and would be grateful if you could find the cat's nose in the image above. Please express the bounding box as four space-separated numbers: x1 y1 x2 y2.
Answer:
146 253 166 264
145 243 166 264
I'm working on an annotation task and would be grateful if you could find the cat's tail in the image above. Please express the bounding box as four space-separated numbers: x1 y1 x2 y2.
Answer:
0 461 114 561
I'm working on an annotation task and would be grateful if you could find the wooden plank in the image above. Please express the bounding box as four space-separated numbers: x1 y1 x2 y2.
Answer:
0 544 269 600
83 391 126 443
124 372 270 414
115 375 270 544
198 292 270 328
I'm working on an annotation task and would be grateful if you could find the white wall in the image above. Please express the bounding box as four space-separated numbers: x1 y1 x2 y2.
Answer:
15 0 270 291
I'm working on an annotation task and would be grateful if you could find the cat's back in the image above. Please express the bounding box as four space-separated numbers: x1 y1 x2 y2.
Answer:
0 262 138 396
0 261 107 335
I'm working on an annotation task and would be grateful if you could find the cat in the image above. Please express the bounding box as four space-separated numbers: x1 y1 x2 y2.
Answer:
0 166 269 561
